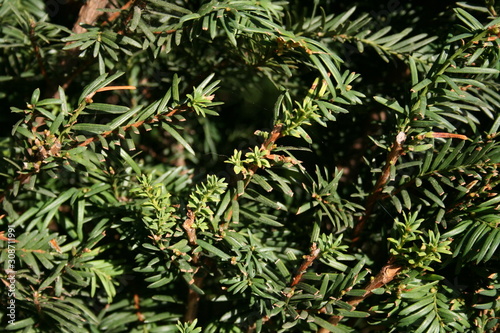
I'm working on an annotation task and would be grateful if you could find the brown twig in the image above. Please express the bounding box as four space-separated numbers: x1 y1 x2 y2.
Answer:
244 123 284 182
0 89 189 207
182 210 205 323
290 242 321 287
183 209 197 246
182 208 200 322
250 243 320 333
352 132 407 244
104 0 135 27
261 123 284 151
352 130 470 243
246 124 284 179
243 242 321 333
222 123 284 227
50 0 134 98
184 275 203 323
77 104 189 147
318 257 403 332
72 0 110 34
133 294 145 321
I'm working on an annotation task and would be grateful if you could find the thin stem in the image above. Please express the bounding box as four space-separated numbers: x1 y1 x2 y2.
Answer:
183 209 202 323
0 102 190 205
72 0 110 34
352 132 406 244
223 123 284 225
77 104 189 147
290 242 320 288
184 276 203 323
318 257 403 332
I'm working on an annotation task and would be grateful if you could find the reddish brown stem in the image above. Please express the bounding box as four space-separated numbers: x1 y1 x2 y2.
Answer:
290 242 321 287
0 104 190 206
77 105 189 147
104 0 135 28
182 209 202 323
352 132 406 244
223 123 284 225
72 0 109 34
133 294 145 321
184 276 203 323
244 123 284 183
318 257 403 332
183 209 197 246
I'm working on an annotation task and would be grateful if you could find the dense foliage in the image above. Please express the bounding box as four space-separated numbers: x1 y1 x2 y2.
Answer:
1 0 499 332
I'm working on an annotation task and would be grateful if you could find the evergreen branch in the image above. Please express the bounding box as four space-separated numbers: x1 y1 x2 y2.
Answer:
290 242 320 288
105 0 135 26
183 208 202 323
384 160 500 217
300 7 437 63
224 76 335 224
72 0 109 34
1 85 138 204
50 0 134 98
352 132 406 243
76 104 188 148
352 18 498 243
338 32 436 63
319 257 403 331
223 122 283 226
1 2 499 331
183 175 227 322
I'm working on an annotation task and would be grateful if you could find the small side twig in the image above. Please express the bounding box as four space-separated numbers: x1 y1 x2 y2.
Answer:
290 242 321 288
50 0 133 98
0 87 189 206
72 0 110 34
182 209 202 323
183 209 197 246
352 132 406 244
223 123 284 225
318 257 403 332
77 103 189 147
245 123 284 181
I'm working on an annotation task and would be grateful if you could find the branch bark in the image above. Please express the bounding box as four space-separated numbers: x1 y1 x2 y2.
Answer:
352 132 406 244
0 100 189 206
318 257 403 332
72 0 109 34
222 123 284 225
184 276 203 323
290 242 320 288
46 0 110 98
182 210 202 323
